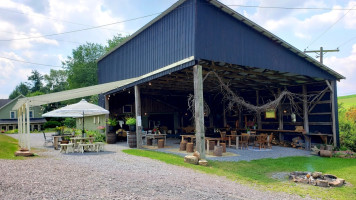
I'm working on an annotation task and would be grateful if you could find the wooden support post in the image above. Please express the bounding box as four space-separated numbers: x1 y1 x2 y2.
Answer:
302 85 309 133
256 90 262 129
193 65 205 159
223 101 227 127
135 85 142 149
104 95 110 137
22 105 26 149
18 108 22 148
330 81 338 147
26 103 31 150
278 88 283 130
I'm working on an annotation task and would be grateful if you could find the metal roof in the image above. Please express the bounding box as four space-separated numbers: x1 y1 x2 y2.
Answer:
98 0 344 80
13 56 194 110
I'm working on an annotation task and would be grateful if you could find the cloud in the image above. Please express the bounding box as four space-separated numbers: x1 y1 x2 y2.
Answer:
324 43 356 96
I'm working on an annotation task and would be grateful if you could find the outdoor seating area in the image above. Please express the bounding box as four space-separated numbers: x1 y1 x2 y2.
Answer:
59 137 105 154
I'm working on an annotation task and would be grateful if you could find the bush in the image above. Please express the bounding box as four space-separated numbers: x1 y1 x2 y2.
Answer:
86 130 106 142
43 121 61 129
63 118 76 128
338 104 356 152
125 117 136 125
5 129 18 134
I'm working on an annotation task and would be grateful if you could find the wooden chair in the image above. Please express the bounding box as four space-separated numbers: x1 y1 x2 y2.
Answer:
220 131 228 144
230 130 237 146
266 133 274 149
254 134 268 150
239 134 249 150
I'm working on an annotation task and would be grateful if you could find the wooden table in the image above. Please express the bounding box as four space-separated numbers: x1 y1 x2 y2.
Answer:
227 135 241 149
52 134 75 150
146 134 167 146
180 135 196 143
205 137 221 154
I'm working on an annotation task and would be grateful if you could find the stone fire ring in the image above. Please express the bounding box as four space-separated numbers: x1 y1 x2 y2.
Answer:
289 171 345 187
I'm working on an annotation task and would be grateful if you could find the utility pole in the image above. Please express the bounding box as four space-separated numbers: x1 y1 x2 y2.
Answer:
304 47 339 64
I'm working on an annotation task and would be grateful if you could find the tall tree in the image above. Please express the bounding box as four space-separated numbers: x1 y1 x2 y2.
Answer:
28 70 44 92
105 34 129 52
62 42 105 89
9 82 30 99
43 69 68 93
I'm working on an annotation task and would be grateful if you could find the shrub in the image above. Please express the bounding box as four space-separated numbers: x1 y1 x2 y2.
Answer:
43 121 61 129
5 129 18 134
63 118 76 128
338 104 356 152
125 117 136 125
86 130 106 142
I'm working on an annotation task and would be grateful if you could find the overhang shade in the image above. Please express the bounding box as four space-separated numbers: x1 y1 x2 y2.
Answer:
12 56 195 110
42 99 109 118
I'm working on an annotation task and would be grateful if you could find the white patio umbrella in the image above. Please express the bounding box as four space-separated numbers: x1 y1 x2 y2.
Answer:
42 99 109 136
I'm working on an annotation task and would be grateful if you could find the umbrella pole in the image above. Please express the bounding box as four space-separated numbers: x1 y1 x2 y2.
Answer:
82 111 85 137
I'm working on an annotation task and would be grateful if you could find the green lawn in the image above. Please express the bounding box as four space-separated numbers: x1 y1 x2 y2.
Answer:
0 134 23 160
123 149 356 200
338 94 356 109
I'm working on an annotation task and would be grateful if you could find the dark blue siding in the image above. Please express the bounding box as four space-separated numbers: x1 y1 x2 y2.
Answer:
194 0 336 80
98 0 195 84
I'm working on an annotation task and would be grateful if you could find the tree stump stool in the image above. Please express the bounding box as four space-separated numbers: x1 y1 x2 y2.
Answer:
186 142 194 153
209 141 215 150
158 139 165 148
213 145 223 156
180 141 187 151
147 138 153 146
220 143 226 153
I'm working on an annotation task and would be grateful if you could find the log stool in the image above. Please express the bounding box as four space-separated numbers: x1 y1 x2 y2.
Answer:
180 140 187 151
147 138 153 146
220 143 226 153
157 139 165 148
186 142 194 153
213 145 223 156
209 141 215 150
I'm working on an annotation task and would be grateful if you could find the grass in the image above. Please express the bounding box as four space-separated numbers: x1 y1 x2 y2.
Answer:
338 94 356 109
0 134 23 160
123 149 356 200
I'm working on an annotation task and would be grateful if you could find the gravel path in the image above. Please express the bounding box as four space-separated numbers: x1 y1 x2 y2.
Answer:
0 134 312 200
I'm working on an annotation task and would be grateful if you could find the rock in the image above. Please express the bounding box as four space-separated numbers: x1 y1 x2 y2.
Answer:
193 151 200 160
316 180 329 187
312 172 323 179
184 155 199 165
329 178 345 187
198 159 208 166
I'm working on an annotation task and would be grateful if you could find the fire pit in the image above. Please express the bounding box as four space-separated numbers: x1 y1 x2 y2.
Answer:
289 171 345 187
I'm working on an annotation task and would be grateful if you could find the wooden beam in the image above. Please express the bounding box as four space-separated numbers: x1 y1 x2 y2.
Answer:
331 80 337 147
26 102 30 150
325 80 333 92
135 85 142 149
303 85 309 133
278 88 283 130
256 90 262 129
193 65 206 159
105 95 109 137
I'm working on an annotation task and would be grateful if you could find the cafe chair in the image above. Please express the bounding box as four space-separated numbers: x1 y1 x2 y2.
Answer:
239 133 249 150
254 134 268 150
219 131 228 144
230 130 237 145
43 131 53 146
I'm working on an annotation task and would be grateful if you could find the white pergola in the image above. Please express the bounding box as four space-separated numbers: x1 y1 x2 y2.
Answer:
12 56 195 150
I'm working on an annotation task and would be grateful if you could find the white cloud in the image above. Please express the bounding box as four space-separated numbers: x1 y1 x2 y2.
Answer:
324 43 356 96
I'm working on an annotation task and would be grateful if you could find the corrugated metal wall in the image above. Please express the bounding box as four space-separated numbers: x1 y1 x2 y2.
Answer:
98 0 195 84
194 0 336 80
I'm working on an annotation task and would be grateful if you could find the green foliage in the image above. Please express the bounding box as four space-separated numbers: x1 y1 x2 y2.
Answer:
5 129 18 134
43 121 62 129
28 70 44 92
43 69 68 93
86 130 106 142
338 104 356 152
105 34 129 52
338 94 356 109
26 91 45 97
124 150 356 200
0 134 23 160
9 82 29 99
62 118 76 128
107 118 118 126
125 117 136 125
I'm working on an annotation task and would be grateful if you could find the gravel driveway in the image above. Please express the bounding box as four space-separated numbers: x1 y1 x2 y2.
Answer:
0 134 312 200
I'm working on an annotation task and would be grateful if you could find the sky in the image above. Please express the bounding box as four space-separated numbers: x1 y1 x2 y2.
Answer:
0 0 355 99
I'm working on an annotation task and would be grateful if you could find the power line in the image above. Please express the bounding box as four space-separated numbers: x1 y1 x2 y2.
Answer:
0 12 161 42
0 30 82 44
305 5 355 50
337 35 356 48
0 56 62 68
0 7 130 34
227 5 356 11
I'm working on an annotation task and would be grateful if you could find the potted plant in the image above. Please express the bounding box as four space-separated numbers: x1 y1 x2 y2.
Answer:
107 118 118 132
125 117 136 132
97 125 105 133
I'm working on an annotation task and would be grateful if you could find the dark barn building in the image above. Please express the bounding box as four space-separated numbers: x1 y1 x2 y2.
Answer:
97 0 344 150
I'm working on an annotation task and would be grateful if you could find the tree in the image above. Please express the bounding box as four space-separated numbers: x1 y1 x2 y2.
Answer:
28 70 44 92
9 82 30 99
62 42 105 89
105 34 129 52
43 69 68 93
